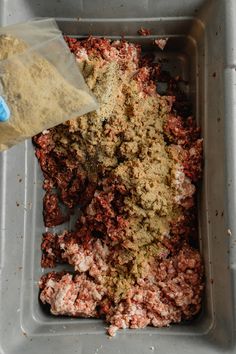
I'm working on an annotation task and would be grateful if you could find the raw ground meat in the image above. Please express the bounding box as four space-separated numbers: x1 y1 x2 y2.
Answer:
154 38 169 50
39 243 203 336
35 36 204 336
106 244 203 335
138 28 151 36
39 272 104 317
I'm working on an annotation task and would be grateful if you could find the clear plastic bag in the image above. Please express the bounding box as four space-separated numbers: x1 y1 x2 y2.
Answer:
0 19 98 151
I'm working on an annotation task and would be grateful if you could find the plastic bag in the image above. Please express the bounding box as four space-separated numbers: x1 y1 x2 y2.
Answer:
0 19 98 151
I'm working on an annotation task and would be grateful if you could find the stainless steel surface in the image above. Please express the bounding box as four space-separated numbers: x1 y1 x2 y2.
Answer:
0 1 235 353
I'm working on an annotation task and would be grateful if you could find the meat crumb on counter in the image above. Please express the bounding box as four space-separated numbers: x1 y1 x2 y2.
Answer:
138 28 151 36
34 36 204 336
154 38 169 50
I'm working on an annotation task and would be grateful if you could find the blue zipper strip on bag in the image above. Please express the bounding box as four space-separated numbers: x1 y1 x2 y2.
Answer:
0 96 11 122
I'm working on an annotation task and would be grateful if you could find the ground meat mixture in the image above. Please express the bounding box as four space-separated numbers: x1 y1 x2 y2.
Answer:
35 36 204 336
39 272 104 317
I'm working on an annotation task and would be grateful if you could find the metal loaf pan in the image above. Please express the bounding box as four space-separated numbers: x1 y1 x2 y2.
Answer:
0 0 235 353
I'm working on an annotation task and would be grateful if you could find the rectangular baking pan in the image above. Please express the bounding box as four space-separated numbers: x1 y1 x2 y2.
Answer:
0 0 236 353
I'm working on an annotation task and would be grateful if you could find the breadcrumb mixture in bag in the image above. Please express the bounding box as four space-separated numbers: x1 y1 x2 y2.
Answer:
0 19 98 151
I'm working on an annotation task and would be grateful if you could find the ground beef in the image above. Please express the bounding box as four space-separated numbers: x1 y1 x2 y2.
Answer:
40 244 203 337
39 272 105 317
43 193 68 227
154 38 169 50
35 36 204 336
105 244 203 336
164 115 200 148
138 28 151 36
40 176 129 270
41 232 65 268
34 129 89 211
